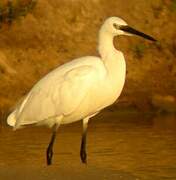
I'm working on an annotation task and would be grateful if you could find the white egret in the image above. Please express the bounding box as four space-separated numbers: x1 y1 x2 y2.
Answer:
7 17 156 165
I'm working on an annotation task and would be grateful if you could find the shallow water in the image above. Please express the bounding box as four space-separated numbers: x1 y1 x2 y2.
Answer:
0 111 176 180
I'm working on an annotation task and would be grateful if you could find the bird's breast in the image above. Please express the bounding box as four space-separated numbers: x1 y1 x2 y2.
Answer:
61 54 126 124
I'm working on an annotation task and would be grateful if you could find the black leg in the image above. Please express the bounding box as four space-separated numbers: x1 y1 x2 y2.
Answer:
80 118 89 164
80 130 87 163
46 124 58 165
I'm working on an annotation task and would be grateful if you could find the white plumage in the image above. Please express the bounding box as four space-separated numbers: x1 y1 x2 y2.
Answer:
7 17 127 129
7 17 156 165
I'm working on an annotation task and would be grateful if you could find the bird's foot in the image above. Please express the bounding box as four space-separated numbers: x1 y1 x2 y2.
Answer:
46 146 53 165
80 150 87 164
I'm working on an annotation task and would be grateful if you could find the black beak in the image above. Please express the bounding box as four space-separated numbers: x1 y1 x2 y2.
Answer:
119 25 157 42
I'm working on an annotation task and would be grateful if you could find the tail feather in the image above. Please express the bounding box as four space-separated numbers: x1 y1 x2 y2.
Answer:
7 110 17 127
7 93 32 129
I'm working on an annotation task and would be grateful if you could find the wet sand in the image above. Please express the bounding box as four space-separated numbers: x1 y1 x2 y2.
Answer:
0 111 176 179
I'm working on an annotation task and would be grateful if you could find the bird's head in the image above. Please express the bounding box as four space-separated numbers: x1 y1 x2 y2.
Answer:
101 17 156 42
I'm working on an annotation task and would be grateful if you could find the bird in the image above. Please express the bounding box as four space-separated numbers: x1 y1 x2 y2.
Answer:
7 17 156 165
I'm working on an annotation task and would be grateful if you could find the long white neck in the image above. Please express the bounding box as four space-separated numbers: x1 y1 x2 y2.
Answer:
98 26 126 95
98 27 126 73
98 28 115 60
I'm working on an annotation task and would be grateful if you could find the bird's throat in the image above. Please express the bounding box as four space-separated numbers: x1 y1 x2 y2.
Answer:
98 30 115 60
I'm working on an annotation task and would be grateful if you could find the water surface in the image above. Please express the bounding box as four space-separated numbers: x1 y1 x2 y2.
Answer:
0 111 176 179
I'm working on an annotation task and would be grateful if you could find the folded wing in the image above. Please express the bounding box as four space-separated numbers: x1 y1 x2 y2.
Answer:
11 65 98 129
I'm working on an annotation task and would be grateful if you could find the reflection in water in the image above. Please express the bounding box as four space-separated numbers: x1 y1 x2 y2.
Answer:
0 111 176 179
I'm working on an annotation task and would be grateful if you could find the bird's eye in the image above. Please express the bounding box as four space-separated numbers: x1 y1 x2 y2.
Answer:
113 23 119 30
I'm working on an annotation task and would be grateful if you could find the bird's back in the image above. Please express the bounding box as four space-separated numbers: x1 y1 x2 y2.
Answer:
7 56 104 129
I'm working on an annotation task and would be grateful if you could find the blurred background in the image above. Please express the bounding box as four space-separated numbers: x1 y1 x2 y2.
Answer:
0 0 175 118
0 1 176 179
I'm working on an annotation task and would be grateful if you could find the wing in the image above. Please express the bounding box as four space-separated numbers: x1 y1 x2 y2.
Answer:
14 65 98 127
59 65 97 115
